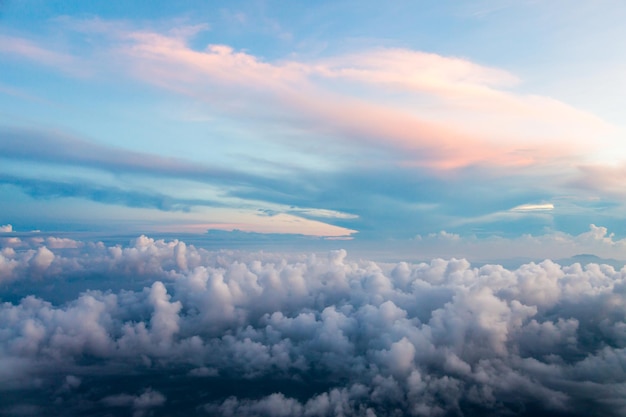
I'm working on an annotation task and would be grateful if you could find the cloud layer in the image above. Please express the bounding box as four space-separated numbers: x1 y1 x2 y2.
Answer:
1 234 625 416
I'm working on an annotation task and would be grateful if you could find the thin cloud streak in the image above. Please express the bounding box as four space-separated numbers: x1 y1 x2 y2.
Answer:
0 34 89 77
0 126 297 191
511 203 555 212
0 173 227 212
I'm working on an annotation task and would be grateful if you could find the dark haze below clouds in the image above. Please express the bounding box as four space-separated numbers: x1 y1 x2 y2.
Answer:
1 234 626 416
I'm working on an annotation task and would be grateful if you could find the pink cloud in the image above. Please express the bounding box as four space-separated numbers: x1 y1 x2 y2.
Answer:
0 35 88 77
102 29 611 169
312 48 610 141
6 21 614 171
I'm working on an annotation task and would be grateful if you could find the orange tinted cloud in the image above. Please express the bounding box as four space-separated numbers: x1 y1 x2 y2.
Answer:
8 22 614 171
106 29 612 169
152 213 357 237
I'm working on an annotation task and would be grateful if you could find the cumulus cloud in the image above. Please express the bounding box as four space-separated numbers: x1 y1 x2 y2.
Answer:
406 224 626 263
423 230 461 242
1 234 626 415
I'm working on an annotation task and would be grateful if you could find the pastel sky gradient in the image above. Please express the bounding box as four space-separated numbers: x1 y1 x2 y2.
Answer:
1 0 626 257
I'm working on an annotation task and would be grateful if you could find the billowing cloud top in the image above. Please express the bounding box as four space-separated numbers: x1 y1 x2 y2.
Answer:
1 234 626 416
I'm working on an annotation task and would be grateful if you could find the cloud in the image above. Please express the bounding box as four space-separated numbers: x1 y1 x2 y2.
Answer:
115 30 611 169
0 128 358 236
425 230 461 242
0 34 88 76
1 233 626 415
286 207 359 220
511 203 555 212
402 224 626 263
5 20 614 171
0 173 225 212
0 224 12 232
101 388 166 417
0 127 260 186
572 163 626 198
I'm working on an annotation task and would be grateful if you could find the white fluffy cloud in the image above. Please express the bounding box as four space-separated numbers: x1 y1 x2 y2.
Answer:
1 235 625 416
410 224 626 262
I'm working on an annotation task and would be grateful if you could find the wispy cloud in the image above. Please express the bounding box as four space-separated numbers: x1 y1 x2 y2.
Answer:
510 203 554 212
10 19 610 171
100 27 612 169
285 207 359 220
0 126 289 190
573 163 626 197
0 34 89 77
0 174 226 212
0 127 360 236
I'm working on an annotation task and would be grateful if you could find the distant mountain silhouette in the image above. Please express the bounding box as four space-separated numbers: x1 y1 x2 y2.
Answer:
556 254 625 269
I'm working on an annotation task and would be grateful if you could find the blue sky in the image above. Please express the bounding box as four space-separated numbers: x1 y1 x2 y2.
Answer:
1 0 626 256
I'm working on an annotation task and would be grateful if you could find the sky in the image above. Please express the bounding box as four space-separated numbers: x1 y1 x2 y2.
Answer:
3 2 626 416
1 0 626 260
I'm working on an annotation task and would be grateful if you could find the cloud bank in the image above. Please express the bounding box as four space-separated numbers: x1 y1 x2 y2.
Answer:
1 234 626 416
